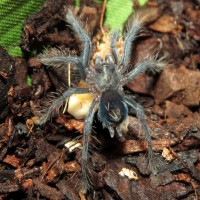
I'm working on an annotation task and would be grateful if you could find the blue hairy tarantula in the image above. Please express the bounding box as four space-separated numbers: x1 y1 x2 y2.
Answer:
38 9 165 192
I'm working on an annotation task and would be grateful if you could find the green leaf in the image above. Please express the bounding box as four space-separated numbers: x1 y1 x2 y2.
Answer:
26 74 32 86
104 0 133 33
0 0 45 56
139 0 148 6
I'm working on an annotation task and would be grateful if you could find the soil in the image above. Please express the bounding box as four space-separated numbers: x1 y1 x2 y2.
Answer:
0 0 200 199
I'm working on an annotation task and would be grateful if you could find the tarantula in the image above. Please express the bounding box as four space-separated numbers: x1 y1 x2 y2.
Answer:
38 9 165 192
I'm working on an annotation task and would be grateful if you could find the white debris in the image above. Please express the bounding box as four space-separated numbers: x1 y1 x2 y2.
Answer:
65 141 82 152
118 168 138 180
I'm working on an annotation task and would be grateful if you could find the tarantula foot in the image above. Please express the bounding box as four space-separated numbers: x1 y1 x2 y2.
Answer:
148 152 163 175
80 171 90 194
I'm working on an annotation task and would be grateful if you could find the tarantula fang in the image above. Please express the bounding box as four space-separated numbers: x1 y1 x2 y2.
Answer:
38 9 166 192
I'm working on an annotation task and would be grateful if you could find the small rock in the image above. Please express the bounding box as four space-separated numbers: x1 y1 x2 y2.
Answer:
154 66 200 106
165 101 193 118
149 15 177 33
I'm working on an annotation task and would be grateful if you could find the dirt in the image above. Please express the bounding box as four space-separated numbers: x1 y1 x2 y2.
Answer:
0 0 200 199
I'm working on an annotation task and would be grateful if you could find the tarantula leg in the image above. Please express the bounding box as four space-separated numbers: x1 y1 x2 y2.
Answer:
40 54 81 67
124 57 166 84
110 29 120 64
125 97 158 174
120 15 142 67
81 98 97 193
66 10 92 74
39 49 87 80
39 88 90 125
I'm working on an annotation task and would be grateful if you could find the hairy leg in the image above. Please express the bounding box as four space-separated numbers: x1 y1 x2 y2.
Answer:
39 88 90 125
125 97 158 174
120 15 142 67
110 29 120 64
39 48 86 79
123 56 166 84
66 10 92 76
81 98 97 193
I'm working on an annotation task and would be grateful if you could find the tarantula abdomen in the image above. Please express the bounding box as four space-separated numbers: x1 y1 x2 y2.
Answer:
98 90 128 126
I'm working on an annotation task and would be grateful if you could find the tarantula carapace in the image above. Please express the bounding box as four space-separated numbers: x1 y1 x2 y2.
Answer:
38 9 166 192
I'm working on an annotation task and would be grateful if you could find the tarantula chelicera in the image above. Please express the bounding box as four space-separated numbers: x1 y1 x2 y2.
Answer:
38 9 165 192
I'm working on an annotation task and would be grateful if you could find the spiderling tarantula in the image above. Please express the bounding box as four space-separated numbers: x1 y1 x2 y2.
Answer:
38 9 166 192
